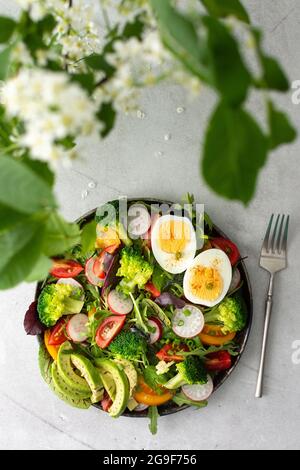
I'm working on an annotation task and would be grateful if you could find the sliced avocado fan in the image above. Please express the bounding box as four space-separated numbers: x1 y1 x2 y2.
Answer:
71 353 104 403
57 341 91 394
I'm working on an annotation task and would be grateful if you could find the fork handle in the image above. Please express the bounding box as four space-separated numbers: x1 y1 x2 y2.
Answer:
255 274 274 398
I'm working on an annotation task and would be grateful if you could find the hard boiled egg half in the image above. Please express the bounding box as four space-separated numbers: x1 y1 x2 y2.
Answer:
151 215 196 274
183 249 232 307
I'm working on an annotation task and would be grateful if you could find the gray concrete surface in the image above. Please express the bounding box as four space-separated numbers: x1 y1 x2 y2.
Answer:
1 0 300 450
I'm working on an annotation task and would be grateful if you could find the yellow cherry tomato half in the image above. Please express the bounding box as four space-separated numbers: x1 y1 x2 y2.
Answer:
133 377 173 406
44 329 60 361
199 324 236 346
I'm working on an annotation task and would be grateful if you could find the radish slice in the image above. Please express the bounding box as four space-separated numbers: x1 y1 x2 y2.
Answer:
128 204 151 237
147 317 162 344
182 375 213 402
57 278 84 300
107 289 133 315
66 313 89 343
229 267 241 293
172 305 204 338
135 403 149 412
142 213 160 241
85 257 104 286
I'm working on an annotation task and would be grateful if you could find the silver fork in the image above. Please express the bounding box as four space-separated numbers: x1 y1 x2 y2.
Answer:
255 214 290 398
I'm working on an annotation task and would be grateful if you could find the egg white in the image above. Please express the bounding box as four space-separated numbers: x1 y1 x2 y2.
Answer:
183 249 232 307
151 215 196 274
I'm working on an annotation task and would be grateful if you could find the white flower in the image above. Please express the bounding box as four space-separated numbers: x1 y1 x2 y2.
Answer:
2 69 99 166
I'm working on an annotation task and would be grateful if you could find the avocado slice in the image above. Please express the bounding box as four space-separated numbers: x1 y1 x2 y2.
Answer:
95 358 129 418
38 343 91 409
51 363 91 409
115 359 137 396
99 369 116 400
57 342 90 394
71 354 104 404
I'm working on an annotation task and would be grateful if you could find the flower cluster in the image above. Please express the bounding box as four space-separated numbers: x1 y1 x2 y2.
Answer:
1 69 99 166
16 0 102 70
104 31 201 112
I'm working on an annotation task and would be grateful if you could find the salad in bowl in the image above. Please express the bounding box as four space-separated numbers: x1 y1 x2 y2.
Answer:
25 197 252 434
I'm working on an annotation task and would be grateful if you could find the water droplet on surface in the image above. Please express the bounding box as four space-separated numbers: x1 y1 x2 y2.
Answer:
155 150 164 157
59 414 67 422
176 106 185 114
81 190 89 199
88 181 96 190
137 110 146 119
164 133 172 141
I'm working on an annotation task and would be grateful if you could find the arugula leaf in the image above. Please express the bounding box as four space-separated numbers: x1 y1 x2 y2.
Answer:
152 263 172 292
143 366 168 395
148 406 159 435
202 101 268 204
0 156 55 214
173 392 208 409
80 219 97 256
267 101 297 150
0 16 17 43
43 212 81 257
200 0 250 23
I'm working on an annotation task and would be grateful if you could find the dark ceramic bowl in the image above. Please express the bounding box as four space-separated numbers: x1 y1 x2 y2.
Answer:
36 198 253 418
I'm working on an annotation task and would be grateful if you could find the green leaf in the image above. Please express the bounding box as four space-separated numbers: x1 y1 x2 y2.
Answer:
203 15 251 105
173 392 208 409
260 56 289 92
85 53 115 79
253 29 289 92
43 212 81 257
0 223 42 289
0 16 17 43
0 44 12 80
202 101 268 204
122 15 145 40
148 406 159 435
71 73 95 95
0 220 40 273
26 254 52 283
0 203 27 231
97 102 116 138
150 0 213 83
0 156 55 214
268 101 297 150
200 0 250 23
22 158 55 187
80 219 97 256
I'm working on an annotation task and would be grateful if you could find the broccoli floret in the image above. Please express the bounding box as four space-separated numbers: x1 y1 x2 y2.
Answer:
117 246 153 294
37 283 84 327
204 294 247 334
164 356 208 390
95 199 132 247
108 330 147 362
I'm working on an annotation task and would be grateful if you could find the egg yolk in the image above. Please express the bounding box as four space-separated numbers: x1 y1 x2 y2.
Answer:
190 265 223 301
158 220 190 255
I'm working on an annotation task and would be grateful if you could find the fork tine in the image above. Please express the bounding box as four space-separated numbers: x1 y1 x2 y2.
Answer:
262 214 274 251
270 214 280 252
281 215 290 254
276 215 285 253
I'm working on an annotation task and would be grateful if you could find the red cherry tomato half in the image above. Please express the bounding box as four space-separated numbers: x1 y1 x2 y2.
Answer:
95 315 126 349
93 251 107 279
156 343 188 363
145 282 161 298
211 238 240 266
50 259 83 278
101 392 113 412
204 351 232 371
48 318 68 346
